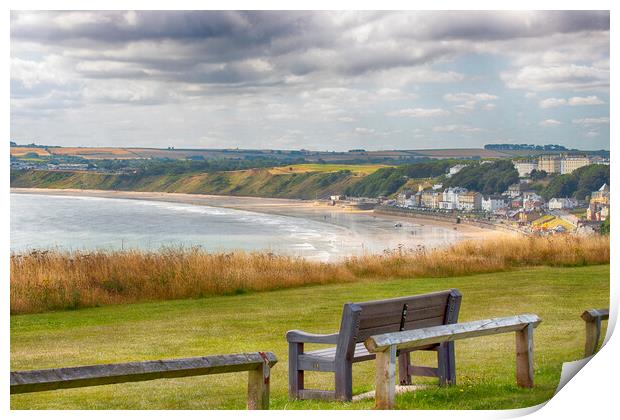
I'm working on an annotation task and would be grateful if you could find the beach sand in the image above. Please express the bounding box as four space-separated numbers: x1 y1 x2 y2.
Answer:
10 187 511 243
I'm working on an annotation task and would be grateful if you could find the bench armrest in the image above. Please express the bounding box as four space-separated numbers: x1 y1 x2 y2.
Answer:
286 330 339 344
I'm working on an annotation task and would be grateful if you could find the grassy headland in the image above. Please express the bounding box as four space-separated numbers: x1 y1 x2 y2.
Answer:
10 167 361 199
11 235 609 314
11 265 609 409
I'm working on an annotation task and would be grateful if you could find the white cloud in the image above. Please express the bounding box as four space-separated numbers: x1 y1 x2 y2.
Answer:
432 124 485 133
354 127 376 135
443 92 498 113
539 98 567 108
387 108 450 118
443 92 498 102
11 55 71 88
539 119 562 127
539 95 605 108
568 95 605 106
502 64 609 91
572 117 609 125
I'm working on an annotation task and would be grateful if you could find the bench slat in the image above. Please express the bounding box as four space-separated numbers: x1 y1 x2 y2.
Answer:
365 314 541 353
11 352 277 395
357 292 451 318
358 304 447 330
358 316 447 342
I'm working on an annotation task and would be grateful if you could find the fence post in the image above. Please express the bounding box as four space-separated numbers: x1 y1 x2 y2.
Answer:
247 354 270 409
375 344 396 409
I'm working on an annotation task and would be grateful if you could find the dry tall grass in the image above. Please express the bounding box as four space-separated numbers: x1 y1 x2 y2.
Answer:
10 235 609 314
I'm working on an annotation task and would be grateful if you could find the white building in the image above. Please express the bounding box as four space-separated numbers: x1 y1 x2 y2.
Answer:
513 160 538 178
548 197 578 210
446 164 468 178
439 187 467 209
482 196 508 212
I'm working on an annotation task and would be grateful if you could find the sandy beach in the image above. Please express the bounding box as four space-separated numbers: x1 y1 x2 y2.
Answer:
11 187 509 244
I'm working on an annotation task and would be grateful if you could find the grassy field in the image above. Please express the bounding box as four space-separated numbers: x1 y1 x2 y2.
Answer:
10 264 609 410
268 163 389 175
10 147 52 157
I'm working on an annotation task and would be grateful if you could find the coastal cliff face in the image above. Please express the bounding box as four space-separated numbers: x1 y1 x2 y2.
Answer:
10 168 360 200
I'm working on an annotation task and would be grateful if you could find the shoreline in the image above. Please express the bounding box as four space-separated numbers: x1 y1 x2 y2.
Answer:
10 187 507 241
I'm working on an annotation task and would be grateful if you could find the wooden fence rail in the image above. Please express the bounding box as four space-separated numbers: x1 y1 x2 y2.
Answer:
11 352 277 410
582 308 609 358
365 314 542 409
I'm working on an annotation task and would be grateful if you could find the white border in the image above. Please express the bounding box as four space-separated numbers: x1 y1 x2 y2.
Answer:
3 2 616 419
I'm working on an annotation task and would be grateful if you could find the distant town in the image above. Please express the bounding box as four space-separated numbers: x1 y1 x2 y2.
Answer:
328 153 610 236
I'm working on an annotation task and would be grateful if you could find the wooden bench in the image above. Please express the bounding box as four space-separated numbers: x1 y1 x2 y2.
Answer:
285 289 462 401
582 308 609 358
364 314 541 408
11 352 277 410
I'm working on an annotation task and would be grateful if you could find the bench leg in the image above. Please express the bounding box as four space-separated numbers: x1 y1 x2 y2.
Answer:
516 324 534 388
288 342 304 399
398 352 412 385
335 361 353 401
437 342 456 386
584 318 602 358
247 360 270 409
375 345 397 409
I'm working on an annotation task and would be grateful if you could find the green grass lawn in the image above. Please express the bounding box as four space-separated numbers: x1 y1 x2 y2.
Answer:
10 265 609 410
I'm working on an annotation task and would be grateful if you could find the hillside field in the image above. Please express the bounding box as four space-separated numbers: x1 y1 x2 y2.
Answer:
11 265 609 410
268 163 389 175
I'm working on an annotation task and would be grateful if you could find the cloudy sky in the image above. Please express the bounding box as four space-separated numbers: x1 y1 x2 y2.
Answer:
10 10 610 151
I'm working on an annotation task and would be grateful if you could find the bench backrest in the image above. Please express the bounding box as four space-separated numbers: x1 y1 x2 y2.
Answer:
335 289 461 360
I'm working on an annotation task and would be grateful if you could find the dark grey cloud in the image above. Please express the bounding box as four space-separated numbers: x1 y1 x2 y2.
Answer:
400 10 609 41
12 11 302 44
11 10 609 44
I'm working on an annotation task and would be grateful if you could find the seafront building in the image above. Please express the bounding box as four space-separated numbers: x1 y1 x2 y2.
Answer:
590 183 610 205
513 154 606 177
482 196 508 212
513 160 538 178
548 197 578 210
458 191 482 211
538 155 561 174
587 184 610 221
439 187 467 210
523 193 544 211
560 155 591 174
420 190 441 209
